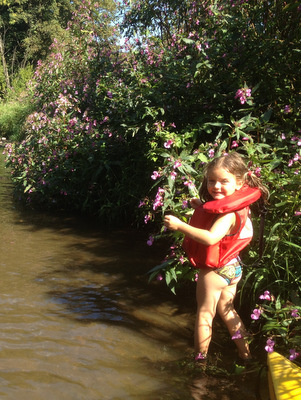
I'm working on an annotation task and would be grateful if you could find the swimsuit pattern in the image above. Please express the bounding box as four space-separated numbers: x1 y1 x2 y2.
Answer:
214 261 242 285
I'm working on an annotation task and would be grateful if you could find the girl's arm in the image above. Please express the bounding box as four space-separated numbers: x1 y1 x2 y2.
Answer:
164 212 236 246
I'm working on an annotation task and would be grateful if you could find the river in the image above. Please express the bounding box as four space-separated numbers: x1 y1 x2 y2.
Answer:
0 154 264 399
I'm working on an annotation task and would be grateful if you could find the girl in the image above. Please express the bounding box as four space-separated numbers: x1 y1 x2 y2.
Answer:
164 152 269 363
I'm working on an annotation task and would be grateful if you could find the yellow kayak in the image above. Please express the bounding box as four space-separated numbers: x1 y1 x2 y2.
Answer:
268 351 301 400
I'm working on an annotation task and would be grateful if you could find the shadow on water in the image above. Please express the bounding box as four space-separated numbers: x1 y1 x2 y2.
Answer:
19 209 196 344
12 209 265 400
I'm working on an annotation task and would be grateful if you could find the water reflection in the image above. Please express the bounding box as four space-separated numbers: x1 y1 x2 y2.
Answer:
0 155 261 399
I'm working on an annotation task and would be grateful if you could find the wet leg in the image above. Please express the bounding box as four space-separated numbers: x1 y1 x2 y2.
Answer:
194 269 226 355
217 283 251 359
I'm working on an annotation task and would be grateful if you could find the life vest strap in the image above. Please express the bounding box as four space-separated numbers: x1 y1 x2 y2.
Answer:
203 185 261 214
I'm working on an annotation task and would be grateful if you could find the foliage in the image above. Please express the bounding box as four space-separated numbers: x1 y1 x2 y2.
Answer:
248 291 301 366
8 65 34 99
5 2 154 224
0 0 116 97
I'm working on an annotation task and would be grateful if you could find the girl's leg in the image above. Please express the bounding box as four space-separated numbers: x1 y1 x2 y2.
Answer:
194 268 226 355
216 283 251 359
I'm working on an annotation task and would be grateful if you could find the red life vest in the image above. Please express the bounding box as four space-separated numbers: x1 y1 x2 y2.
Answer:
182 186 261 269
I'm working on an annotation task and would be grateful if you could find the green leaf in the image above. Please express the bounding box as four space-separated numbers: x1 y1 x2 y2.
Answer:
282 241 301 250
268 159 282 171
182 38 195 45
24 184 32 193
260 109 273 123
148 259 174 275
275 297 282 310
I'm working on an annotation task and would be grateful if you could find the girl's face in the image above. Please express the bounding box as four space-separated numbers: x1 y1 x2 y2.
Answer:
207 167 243 200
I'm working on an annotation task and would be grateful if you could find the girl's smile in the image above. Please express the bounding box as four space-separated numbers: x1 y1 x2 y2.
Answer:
207 167 242 199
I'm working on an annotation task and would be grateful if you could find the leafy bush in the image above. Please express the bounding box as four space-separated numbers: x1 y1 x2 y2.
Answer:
4 4 155 224
249 291 301 366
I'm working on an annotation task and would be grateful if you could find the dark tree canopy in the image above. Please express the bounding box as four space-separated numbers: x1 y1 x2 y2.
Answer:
0 0 116 93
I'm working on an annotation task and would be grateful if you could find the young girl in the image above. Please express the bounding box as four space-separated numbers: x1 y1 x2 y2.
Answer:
164 152 269 363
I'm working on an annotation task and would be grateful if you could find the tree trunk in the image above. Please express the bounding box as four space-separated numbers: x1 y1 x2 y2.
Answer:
0 34 11 90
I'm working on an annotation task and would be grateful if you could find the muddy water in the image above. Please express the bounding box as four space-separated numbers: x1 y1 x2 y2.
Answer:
0 155 260 400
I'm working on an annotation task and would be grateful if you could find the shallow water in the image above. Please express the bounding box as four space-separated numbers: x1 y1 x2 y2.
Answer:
0 154 262 399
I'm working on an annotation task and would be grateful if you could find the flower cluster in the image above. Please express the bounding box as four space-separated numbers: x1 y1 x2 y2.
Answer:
265 338 275 353
251 308 262 320
152 188 165 211
235 87 252 104
250 291 301 362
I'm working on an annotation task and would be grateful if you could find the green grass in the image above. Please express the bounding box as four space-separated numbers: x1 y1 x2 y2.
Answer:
0 98 34 141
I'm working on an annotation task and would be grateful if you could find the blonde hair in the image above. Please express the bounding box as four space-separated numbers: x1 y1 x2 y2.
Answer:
199 152 269 203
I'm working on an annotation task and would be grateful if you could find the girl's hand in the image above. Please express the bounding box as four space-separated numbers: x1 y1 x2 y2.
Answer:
164 215 183 231
190 198 202 209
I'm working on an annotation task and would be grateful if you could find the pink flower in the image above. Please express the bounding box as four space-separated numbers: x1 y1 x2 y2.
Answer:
164 139 174 148
170 171 177 180
291 309 299 318
265 338 275 353
144 214 151 224
232 330 243 340
147 236 154 246
182 200 188 209
284 105 291 113
251 308 261 320
295 211 301 216
254 167 261 177
184 180 196 189
195 352 206 361
231 140 239 148
156 274 163 281
208 149 215 158
138 200 145 208
289 349 300 360
173 160 182 169
259 290 271 301
151 170 160 180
